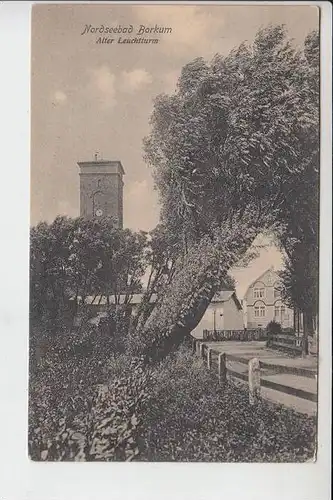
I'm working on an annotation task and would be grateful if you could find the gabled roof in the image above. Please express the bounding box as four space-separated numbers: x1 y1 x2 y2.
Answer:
244 266 280 298
212 290 234 303
212 290 243 310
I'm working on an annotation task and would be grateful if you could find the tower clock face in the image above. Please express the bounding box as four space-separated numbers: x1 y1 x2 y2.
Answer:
95 209 103 217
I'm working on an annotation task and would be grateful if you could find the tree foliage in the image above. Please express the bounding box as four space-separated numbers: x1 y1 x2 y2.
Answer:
129 216 262 361
30 216 148 321
279 242 318 337
139 25 319 357
144 26 318 247
276 30 319 340
131 223 182 332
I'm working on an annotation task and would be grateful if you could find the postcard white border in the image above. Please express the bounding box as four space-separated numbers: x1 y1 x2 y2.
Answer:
0 2 331 500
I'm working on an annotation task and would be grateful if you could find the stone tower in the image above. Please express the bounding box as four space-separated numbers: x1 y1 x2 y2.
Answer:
78 156 125 228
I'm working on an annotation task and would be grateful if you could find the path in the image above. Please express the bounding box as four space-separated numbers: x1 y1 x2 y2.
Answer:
204 341 318 416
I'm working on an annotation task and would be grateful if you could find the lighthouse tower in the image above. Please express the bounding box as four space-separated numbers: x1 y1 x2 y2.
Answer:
78 153 125 228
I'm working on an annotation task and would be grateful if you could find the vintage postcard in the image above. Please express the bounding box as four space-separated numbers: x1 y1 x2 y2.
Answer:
28 2 323 464
28 1 326 467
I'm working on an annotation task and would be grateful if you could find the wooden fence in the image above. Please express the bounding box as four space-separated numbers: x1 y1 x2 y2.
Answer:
203 328 267 341
268 334 304 355
193 339 317 405
203 329 308 356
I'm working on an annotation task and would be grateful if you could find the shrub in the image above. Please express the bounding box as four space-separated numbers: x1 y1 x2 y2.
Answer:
266 320 282 335
29 350 150 461
140 346 316 462
28 313 147 461
266 320 282 347
29 322 316 463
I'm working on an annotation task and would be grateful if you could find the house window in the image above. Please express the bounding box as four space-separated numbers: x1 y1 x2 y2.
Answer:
254 288 265 299
255 305 266 317
275 302 289 322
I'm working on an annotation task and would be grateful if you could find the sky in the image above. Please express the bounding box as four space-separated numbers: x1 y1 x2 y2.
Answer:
31 3 318 298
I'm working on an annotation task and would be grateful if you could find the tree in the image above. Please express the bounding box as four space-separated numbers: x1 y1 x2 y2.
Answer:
129 215 262 361
279 242 318 350
275 30 319 353
131 223 182 332
30 217 148 324
92 226 147 306
137 25 319 360
30 216 76 322
144 26 317 245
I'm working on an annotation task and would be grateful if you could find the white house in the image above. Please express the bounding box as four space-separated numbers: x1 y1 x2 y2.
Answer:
243 267 294 329
191 290 244 339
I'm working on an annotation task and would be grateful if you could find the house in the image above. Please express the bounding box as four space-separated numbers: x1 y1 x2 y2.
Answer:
72 290 243 335
72 292 156 315
69 293 156 326
243 267 294 330
191 290 244 339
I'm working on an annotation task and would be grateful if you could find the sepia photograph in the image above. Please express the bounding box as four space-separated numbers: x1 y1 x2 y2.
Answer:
28 2 322 464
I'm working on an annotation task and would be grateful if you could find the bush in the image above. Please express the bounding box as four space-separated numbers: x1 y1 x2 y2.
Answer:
266 320 282 335
28 313 148 461
140 346 316 462
29 320 316 462
266 320 282 347
29 345 150 461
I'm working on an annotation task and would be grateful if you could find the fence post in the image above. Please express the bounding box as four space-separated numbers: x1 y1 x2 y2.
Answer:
199 342 205 359
218 353 227 385
309 334 318 356
248 357 261 405
207 348 212 370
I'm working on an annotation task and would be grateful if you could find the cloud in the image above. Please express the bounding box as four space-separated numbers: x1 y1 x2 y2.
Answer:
120 69 153 93
89 65 116 107
86 66 152 108
134 5 226 57
53 90 67 104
